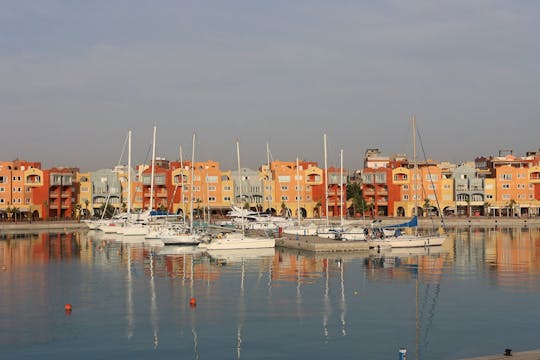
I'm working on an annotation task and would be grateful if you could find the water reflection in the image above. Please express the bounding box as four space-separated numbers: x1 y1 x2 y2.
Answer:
2 227 540 359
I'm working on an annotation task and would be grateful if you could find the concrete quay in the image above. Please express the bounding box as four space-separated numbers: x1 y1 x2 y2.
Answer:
0 221 88 232
275 235 387 253
460 349 540 359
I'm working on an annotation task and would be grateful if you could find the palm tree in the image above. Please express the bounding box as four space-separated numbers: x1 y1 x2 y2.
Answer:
12 207 20 222
346 182 364 217
84 199 90 219
74 204 82 222
314 200 322 219
507 199 517 217
423 198 431 217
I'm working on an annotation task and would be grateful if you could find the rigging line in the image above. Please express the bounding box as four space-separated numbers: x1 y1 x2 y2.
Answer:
100 132 129 220
415 124 447 231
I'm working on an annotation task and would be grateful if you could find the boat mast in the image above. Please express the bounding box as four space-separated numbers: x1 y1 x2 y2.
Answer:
266 142 272 214
180 145 186 225
412 116 417 218
296 157 301 224
237 140 245 237
340 148 344 227
324 133 329 227
149 126 156 211
127 129 132 215
190 133 195 231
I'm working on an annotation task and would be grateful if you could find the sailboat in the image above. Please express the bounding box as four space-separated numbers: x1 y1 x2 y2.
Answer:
199 141 275 250
151 133 204 245
369 117 447 248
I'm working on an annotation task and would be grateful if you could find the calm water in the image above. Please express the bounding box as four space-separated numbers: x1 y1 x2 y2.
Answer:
1 226 540 360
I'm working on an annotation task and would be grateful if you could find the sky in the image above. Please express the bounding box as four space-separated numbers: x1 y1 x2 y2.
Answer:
1 0 539 172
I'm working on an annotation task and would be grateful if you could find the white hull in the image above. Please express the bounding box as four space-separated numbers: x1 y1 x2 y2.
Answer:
161 234 202 245
374 234 446 248
200 232 275 250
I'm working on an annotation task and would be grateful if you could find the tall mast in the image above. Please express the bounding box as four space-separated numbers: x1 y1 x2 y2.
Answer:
237 140 245 237
149 126 156 211
296 157 301 224
266 142 271 214
180 145 186 225
127 129 132 214
190 133 195 231
324 134 329 227
412 116 417 217
340 148 344 226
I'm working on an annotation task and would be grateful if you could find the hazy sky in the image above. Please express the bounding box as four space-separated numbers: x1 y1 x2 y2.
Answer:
1 1 539 172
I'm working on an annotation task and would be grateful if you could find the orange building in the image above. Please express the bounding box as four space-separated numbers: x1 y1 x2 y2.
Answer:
0 160 43 220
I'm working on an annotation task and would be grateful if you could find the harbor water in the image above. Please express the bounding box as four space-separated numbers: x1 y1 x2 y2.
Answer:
1 226 540 359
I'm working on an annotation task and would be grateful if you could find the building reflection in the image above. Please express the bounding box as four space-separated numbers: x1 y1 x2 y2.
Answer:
1 227 540 290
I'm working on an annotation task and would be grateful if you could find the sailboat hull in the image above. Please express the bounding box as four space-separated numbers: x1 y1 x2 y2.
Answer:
375 234 446 248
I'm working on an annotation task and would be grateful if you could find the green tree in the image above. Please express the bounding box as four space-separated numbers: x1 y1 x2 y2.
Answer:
84 199 90 219
423 198 431 217
507 199 517 217
12 207 20 222
346 182 365 216
314 200 322 219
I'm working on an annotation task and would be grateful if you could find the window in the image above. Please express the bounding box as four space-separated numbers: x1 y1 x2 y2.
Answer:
502 184 510 189
224 186 231 191
281 196 288 201
208 186 216 191
278 176 291 183
224 196 231 202
0 176 5 183
500 174 512 181
281 186 288 191
502 194 510 199
403 184 409 190
206 175 218 183
0 187 4 193
208 197 216 202
426 174 438 181
403 195 409 200
428 184 436 190
295 185 302 191
486 194 493 199
295 196 302 201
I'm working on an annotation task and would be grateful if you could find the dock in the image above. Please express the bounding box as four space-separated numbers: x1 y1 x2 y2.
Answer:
460 349 540 359
275 234 388 252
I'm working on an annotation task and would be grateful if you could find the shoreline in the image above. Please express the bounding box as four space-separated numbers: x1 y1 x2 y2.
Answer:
1 216 539 232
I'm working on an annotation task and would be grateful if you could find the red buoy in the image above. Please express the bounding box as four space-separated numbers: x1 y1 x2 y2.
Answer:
65 303 72 313
189 297 197 307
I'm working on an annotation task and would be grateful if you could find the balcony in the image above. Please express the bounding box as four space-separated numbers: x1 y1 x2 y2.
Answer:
530 172 540 184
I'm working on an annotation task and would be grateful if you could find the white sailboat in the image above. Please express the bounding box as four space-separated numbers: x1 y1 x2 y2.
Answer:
153 133 203 245
369 117 447 248
200 141 275 250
